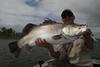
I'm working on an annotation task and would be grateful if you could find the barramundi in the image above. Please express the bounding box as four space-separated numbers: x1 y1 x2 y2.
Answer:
8 23 93 58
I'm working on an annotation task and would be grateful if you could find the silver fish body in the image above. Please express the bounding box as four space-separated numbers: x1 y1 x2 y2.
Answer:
17 24 88 52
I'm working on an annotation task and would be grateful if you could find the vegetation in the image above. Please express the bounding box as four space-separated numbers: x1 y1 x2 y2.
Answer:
0 27 21 39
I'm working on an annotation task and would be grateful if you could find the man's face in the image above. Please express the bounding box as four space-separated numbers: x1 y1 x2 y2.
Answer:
62 16 75 24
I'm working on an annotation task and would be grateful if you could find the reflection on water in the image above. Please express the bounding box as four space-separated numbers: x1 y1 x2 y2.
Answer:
0 39 100 67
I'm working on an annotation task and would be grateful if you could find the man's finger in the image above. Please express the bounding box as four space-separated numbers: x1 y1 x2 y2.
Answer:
43 39 48 44
38 38 44 44
35 39 39 45
35 38 41 46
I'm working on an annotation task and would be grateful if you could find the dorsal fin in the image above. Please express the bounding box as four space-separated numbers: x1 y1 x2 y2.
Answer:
22 23 37 36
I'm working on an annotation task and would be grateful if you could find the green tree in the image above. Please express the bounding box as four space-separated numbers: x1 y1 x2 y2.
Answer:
0 27 17 39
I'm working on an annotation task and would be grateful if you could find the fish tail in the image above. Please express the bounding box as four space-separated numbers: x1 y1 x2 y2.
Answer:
8 41 21 58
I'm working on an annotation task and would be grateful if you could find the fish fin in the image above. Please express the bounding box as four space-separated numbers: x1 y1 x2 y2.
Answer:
8 41 21 58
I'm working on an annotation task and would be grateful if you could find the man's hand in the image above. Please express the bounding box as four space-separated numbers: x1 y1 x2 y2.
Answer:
83 29 92 38
83 29 94 50
35 38 51 48
35 38 60 58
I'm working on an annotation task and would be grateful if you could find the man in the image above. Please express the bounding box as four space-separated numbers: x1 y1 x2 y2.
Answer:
35 9 94 67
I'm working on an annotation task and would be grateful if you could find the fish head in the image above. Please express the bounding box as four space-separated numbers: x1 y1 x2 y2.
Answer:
62 25 88 36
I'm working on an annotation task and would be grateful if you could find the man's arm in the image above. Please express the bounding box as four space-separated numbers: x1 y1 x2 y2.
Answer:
35 38 60 58
83 29 94 50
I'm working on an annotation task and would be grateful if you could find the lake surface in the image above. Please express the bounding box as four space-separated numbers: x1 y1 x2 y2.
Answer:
0 39 49 67
0 39 100 67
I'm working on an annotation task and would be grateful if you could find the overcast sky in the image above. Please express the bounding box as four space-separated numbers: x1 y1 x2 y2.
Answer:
0 0 100 38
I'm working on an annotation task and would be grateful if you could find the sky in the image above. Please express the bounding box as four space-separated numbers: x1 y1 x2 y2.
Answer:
0 0 100 38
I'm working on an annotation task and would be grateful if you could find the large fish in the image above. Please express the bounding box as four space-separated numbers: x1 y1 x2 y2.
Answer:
8 23 91 58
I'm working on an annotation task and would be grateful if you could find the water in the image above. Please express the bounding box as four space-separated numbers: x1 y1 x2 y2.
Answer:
0 39 49 67
0 39 100 67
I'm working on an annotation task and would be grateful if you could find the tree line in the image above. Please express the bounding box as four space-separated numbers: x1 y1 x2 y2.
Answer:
0 27 21 39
